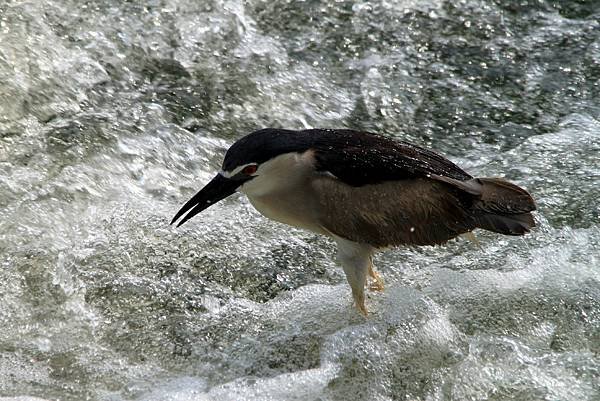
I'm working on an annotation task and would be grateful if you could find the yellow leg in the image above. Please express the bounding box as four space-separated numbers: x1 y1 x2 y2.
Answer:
462 231 482 249
368 260 384 292
354 289 368 316
335 237 372 316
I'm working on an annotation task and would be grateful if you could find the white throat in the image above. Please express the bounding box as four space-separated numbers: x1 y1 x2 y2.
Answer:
239 150 316 198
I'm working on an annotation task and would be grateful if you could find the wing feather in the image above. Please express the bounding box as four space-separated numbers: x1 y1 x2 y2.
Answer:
307 129 472 186
313 176 476 248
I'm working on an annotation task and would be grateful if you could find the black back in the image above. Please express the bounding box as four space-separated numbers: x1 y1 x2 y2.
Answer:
223 128 471 186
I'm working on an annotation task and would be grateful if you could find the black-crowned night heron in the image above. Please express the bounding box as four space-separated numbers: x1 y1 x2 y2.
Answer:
171 128 536 315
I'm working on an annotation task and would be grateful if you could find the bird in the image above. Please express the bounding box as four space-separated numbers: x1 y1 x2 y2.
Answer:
171 128 536 315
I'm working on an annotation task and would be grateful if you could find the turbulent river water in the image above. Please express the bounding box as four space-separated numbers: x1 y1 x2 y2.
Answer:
1 0 599 400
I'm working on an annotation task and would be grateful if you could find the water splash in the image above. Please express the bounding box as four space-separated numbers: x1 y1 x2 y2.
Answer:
1 0 599 400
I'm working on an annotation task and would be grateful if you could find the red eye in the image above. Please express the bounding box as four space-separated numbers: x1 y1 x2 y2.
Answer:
242 165 257 175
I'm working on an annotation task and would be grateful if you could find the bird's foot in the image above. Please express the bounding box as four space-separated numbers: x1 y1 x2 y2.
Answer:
352 290 368 316
368 270 385 292
355 299 368 317
369 280 384 292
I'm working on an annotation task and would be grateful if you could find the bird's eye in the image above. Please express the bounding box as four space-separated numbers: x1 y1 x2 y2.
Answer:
242 165 257 175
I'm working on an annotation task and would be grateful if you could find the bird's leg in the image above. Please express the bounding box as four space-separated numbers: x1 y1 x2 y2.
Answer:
462 231 482 249
335 237 373 316
342 260 368 316
368 258 384 292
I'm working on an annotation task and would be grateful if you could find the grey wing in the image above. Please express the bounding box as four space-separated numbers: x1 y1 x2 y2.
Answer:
313 176 476 248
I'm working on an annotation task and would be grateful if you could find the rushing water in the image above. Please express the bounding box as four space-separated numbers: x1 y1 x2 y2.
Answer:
1 0 599 400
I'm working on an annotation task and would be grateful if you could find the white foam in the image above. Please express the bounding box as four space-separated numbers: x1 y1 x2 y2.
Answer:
140 365 338 401
0 397 50 401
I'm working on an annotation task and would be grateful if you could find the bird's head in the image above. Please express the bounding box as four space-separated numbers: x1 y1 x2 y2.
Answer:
171 129 315 227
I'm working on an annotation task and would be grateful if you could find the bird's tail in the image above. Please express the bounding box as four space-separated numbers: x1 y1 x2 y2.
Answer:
469 177 536 235
431 174 536 236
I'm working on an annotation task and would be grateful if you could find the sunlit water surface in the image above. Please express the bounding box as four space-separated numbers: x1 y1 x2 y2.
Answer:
1 1 599 400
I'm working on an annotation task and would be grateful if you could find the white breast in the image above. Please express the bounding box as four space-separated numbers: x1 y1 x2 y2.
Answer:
239 150 327 235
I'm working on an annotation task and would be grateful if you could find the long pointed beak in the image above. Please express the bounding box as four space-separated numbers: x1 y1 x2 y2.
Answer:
171 173 242 227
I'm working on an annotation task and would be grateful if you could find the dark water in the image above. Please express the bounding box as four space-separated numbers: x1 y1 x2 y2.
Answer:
0 1 599 400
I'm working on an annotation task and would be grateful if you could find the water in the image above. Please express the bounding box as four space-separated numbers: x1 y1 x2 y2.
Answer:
1 0 599 400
